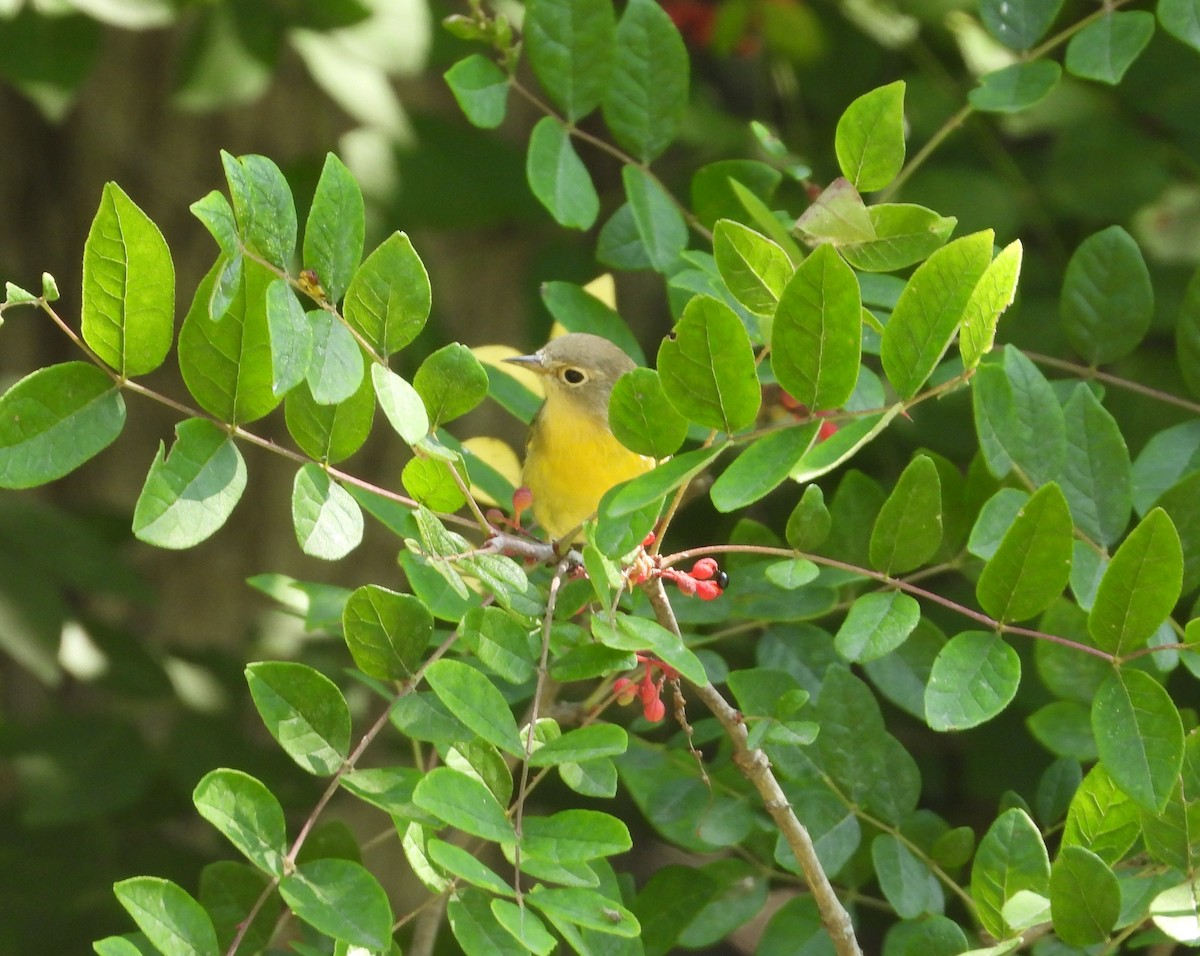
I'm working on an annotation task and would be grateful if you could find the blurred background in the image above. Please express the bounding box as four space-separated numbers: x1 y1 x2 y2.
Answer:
1 0 1199 952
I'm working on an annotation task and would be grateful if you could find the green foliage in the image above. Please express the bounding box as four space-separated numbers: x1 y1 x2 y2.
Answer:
4 0 1200 951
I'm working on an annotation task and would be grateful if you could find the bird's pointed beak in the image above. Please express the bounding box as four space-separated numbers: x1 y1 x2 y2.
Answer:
503 351 547 373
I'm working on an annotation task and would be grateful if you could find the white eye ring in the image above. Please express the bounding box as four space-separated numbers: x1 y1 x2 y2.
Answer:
561 367 588 385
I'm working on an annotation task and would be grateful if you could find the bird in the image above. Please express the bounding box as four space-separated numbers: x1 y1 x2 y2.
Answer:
505 333 655 541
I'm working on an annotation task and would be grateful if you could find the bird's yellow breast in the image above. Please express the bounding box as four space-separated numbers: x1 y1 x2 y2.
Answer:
522 396 654 540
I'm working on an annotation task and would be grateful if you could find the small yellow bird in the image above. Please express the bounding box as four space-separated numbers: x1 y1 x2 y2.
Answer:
505 333 655 541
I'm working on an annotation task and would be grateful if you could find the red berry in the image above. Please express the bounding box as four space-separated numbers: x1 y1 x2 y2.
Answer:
695 580 722 601
613 678 637 705
690 558 719 580
643 695 666 722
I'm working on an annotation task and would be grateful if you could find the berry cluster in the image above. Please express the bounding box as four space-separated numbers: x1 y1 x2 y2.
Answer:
659 557 728 600
612 654 678 722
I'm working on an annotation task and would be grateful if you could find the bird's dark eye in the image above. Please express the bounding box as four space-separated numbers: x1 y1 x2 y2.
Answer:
562 367 587 385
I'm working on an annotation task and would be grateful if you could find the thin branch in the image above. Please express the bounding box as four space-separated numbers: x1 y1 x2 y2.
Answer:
663 543 1117 661
642 579 863 956
513 556 572 896
1025 350 1200 416
225 632 460 956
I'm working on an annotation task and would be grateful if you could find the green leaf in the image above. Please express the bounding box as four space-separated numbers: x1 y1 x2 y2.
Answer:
1065 11 1155 84
597 202 654 270
969 61 1062 113
980 0 1064 49
264 280 311 397
1088 508 1182 655
244 660 351 776
528 885 640 936
291 464 363 560
608 367 689 459
525 0 614 121
81 182 175 377
1063 763 1141 864
426 839 514 896
449 890 530 956
970 808 1051 939
834 80 906 192
592 613 707 685
770 244 862 411
190 190 238 256
412 343 489 430
192 769 287 875
713 219 792 319
972 347 1066 487
786 484 832 550
790 406 904 484
279 858 393 951
522 809 633 862
691 159 783 231
837 203 958 273
1150 877 1200 944
869 454 943 573
303 152 364 303
424 659 524 757
526 116 600 230
342 585 432 680
1159 0 1200 52
304 310 363 405
1152 471 1200 594
1059 384 1132 545
403 456 468 512
0 362 124 489
371 364 430 445
814 668 921 823
343 231 431 356
413 766 515 841
207 252 241 322
178 257 279 424
833 589 921 665
132 418 247 549
976 482 1073 622
284 373 374 464
1092 668 1184 812
1027 701 1097 761
881 230 994 399
709 424 819 512
602 444 724 519
960 240 1023 370
602 0 688 161
491 899 557 954
445 54 510 130
1061 226 1154 365
220 151 297 269
658 295 760 431
623 165 688 272
925 631 1021 730
872 833 943 918
459 606 539 684
113 877 219 956
540 281 646 363
1050 846 1121 945
529 723 628 766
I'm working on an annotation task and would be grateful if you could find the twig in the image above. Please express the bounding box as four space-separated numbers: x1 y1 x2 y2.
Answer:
642 578 863 956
